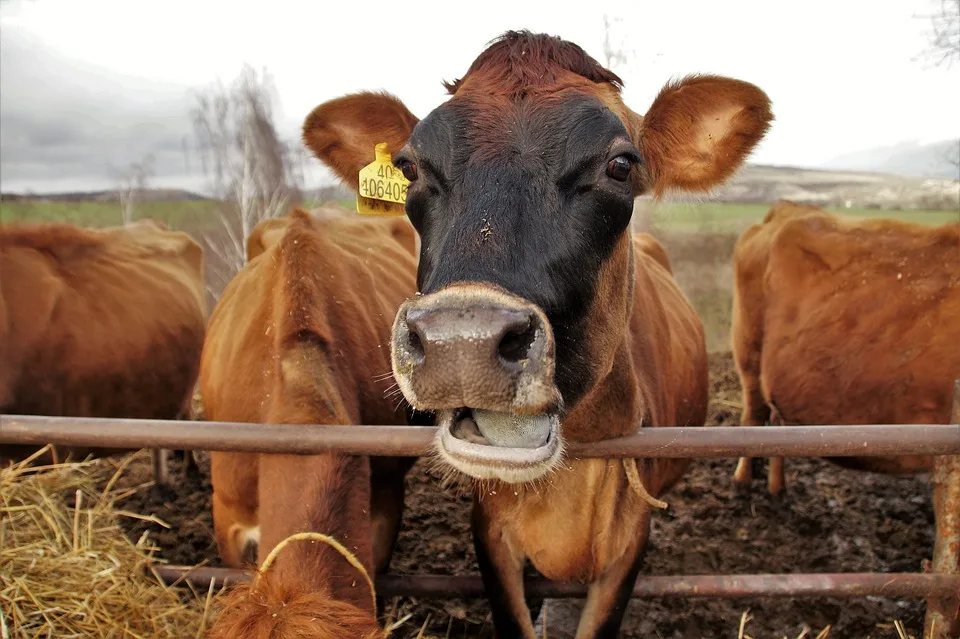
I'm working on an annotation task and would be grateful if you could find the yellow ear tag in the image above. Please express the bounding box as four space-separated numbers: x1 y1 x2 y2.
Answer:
356 143 409 216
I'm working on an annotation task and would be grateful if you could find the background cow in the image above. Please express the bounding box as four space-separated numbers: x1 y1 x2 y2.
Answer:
0 218 206 485
201 209 420 639
731 199 960 495
301 30 771 638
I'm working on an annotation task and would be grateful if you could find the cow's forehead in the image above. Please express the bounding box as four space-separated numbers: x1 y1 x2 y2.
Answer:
410 93 632 171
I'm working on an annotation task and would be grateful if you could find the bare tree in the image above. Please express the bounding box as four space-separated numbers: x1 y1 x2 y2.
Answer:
112 155 155 225
181 135 191 174
917 0 960 67
601 14 632 73
943 140 960 181
190 64 303 300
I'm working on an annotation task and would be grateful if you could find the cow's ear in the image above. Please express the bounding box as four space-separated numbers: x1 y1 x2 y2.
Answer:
636 75 772 197
246 216 290 261
302 91 419 190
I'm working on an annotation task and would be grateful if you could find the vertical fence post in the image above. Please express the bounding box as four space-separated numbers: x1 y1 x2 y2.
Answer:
924 380 960 639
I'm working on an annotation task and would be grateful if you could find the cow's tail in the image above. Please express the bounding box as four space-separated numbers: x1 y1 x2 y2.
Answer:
208 532 384 639
207 576 384 639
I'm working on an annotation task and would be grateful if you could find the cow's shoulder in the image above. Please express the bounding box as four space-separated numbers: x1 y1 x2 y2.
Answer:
632 232 671 274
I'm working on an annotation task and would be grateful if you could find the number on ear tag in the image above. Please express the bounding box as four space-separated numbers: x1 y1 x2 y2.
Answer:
356 143 409 216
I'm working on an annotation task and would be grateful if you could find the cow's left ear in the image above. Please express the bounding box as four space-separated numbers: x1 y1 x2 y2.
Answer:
247 216 291 261
635 75 773 197
302 91 419 190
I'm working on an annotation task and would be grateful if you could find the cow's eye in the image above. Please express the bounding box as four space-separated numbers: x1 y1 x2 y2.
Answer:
606 155 632 182
396 160 418 182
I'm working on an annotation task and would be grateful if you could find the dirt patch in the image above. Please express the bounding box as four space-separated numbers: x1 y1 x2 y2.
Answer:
104 352 934 638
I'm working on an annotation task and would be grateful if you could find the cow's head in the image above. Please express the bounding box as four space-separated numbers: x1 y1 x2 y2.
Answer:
303 31 772 484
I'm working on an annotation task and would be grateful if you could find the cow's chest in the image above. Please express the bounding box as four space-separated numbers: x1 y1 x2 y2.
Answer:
481 458 648 583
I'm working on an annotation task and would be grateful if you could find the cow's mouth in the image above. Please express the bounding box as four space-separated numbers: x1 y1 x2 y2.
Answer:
435 408 564 483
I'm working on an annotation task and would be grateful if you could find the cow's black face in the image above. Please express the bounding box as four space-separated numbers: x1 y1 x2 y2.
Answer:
390 93 640 483
301 33 773 485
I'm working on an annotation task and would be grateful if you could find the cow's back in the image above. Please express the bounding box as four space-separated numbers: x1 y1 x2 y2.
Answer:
760 213 960 427
200 210 418 426
0 222 206 421
729 202 824 414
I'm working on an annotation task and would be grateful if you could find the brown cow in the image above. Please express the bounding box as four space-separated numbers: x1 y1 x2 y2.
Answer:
202 209 420 639
731 200 960 495
302 30 771 637
0 218 206 485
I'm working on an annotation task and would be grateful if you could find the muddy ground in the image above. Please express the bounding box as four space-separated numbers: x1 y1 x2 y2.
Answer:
106 352 934 639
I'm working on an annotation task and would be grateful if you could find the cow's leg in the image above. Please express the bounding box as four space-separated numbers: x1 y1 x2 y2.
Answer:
369 456 415 614
732 382 771 489
572 515 650 639
767 456 785 495
473 499 537 639
766 402 786 496
211 452 260 567
731 287 769 491
183 450 201 478
152 449 169 486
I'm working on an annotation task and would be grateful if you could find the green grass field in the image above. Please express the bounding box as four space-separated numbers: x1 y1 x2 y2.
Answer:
2 198 955 233
644 201 959 233
0 200 221 230
4 198 955 234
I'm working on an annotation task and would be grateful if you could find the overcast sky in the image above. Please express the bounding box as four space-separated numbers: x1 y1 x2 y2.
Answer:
1 0 958 194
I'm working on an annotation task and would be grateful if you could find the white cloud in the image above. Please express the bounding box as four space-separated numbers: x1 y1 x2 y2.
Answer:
2 0 957 193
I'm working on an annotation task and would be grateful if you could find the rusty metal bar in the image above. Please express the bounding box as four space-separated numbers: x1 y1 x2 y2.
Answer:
2 415 958 459
151 565 960 599
924 380 960 639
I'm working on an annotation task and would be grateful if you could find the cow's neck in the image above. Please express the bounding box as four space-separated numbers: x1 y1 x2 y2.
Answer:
559 233 644 443
559 327 642 443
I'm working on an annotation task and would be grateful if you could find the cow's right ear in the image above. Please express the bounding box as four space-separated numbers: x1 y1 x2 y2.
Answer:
302 91 419 190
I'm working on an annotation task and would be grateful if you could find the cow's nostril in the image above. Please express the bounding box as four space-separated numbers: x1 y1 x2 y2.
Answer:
407 325 425 362
498 319 536 363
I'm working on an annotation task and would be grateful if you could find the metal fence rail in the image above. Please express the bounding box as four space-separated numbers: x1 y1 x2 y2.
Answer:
2 415 958 458
152 566 960 599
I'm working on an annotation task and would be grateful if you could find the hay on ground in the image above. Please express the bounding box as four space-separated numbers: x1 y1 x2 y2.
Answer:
0 446 212 638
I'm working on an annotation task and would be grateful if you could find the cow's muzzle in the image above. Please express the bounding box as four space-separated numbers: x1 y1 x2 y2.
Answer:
391 284 564 483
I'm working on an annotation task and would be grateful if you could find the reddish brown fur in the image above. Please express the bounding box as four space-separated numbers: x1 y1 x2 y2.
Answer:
639 75 773 196
0 220 206 480
731 200 960 495
301 31 770 635
209 571 382 639
202 210 418 638
442 31 624 97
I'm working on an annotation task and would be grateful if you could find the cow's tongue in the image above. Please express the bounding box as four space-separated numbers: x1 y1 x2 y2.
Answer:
469 409 552 449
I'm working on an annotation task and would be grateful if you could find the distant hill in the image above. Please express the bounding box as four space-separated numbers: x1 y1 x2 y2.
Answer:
0 188 211 203
3 165 957 213
2 186 354 205
707 163 960 211
820 139 959 180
